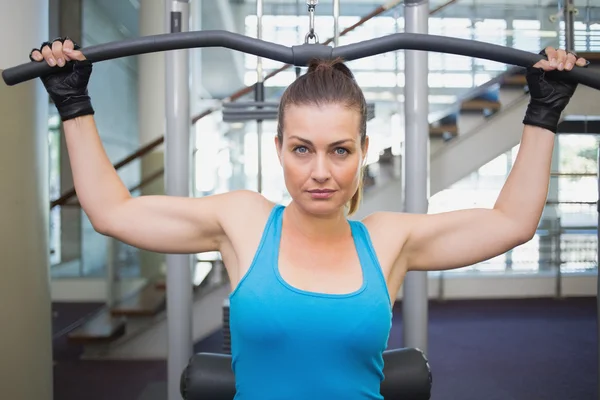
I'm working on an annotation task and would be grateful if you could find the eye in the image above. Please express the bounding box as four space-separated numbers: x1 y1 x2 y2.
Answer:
334 147 349 156
293 145 309 154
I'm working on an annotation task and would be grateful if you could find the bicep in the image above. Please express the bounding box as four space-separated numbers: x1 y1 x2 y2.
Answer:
400 209 532 271
100 190 256 254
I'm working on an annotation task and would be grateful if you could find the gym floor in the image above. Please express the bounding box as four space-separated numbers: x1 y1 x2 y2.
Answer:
52 297 596 400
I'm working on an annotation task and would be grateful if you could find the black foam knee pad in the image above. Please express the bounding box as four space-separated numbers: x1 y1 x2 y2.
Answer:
181 348 432 400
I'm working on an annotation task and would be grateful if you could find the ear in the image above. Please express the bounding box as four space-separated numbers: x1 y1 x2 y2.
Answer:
274 135 283 165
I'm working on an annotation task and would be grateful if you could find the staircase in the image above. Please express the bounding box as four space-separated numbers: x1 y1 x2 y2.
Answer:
357 53 600 217
65 256 229 359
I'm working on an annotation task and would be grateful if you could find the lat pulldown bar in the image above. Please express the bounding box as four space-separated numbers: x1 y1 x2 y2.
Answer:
3 31 600 89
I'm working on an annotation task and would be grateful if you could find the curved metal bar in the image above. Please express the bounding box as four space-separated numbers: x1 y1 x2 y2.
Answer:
332 33 600 90
3 30 600 90
2 30 293 86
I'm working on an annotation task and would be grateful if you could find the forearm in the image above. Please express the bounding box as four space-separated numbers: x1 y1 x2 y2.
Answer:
63 115 131 228
494 125 555 236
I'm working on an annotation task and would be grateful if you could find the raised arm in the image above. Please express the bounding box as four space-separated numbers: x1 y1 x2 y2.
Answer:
31 37 251 254
392 47 589 272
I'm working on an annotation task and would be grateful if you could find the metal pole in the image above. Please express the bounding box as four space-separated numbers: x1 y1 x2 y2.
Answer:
402 0 429 355
165 1 193 399
563 0 575 52
333 0 340 47
105 237 117 308
256 0 264 193
596 143 600 400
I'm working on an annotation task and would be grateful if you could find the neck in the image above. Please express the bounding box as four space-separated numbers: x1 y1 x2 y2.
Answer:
284 201 350 241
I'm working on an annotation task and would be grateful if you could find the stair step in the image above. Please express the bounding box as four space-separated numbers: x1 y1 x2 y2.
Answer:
460 99 502 112
502 74 527 87
111 283 166 317
578 52 600 62
430 125 458 136
67 311 126 343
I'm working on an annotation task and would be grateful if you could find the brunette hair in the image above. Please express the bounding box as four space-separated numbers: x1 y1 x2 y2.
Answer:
276 58 368 215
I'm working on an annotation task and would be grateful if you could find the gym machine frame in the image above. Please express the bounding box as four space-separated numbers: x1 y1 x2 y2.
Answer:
4 0 600 398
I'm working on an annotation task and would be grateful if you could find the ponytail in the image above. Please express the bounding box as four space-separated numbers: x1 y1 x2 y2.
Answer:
306 57 356 81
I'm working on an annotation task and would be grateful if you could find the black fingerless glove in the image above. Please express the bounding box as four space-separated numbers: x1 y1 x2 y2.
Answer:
522 50 580 134
30 37 95 121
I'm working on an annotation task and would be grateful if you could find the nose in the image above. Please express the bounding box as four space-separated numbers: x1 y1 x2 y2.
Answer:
311 153 331 183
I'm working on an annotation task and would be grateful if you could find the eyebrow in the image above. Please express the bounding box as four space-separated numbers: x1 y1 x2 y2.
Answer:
288 136 355 147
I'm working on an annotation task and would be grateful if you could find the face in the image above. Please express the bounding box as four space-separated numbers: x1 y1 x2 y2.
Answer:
275 103 369 216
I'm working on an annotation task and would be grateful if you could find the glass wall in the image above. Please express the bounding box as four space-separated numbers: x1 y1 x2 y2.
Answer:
48 112 62 267
429 135 599 274
47 3 599 285
242 14 558 103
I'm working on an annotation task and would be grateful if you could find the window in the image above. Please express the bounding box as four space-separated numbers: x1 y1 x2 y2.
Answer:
429 18 473 73
512 20 542 52
559 21 595 52
474 19 508 72
591 23 600 51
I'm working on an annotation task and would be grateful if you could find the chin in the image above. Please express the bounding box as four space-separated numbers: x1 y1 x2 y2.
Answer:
296 193 348 216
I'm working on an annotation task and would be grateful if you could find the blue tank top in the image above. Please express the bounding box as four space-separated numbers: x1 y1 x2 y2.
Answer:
229 204 392 400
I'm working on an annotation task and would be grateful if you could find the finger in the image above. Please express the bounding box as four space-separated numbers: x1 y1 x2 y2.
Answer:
555 49 567 70
564 52 577 70
41 44 56 67
545 46 558 66
63 48 87 61
62 40 73 61
60 37 87 61
532 59 553 71
29 49 43 62
62 38 75 53
575 57 588 67
52 40 66 67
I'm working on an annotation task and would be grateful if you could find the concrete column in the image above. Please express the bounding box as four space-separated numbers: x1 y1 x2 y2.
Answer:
138 0 167 280
0 1 52 399
58 0 83 267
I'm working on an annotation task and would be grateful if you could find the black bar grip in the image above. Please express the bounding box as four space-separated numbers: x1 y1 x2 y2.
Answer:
3 30 600 91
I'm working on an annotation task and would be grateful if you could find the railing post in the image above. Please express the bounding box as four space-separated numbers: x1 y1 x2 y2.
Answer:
553 218 563 299
105 237 118 308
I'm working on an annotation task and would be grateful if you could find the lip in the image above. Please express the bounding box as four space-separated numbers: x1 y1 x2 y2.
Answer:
308 189 336 193
307 189 336 199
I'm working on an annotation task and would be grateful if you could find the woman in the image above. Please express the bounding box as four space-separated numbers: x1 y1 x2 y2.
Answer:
30 38 587 399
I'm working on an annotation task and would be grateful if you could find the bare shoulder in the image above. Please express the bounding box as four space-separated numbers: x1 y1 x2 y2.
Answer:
361 211 417 237
215 190 277 286
217 189 276 230
359 211 417 276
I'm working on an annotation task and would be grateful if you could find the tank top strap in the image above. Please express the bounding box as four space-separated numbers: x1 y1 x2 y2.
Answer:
251 203 285 266
349 219 391 304
230 204 284 299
